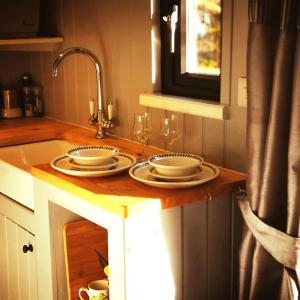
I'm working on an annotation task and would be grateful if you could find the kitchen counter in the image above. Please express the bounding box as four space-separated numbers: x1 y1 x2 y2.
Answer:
0 117 246 300
0 117 245 218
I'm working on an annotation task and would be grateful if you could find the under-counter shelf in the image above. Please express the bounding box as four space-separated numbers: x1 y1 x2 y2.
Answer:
0 37 63 52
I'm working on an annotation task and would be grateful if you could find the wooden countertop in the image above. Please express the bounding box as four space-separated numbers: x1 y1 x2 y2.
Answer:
0 117 245 218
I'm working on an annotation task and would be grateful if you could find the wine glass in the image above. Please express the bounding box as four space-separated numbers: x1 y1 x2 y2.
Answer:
160 114 179 152
132 112 152 160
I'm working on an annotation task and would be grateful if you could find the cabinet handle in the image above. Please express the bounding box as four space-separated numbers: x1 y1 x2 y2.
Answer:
23 244 33 253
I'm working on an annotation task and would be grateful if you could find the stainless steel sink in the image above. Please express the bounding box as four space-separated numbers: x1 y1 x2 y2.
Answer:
0 140 77 210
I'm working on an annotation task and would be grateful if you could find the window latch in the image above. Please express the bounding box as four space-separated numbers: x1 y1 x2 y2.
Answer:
163 5 178 53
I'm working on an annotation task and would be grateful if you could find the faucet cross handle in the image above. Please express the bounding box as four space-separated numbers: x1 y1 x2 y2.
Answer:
107 102 113 121
89 98 95 117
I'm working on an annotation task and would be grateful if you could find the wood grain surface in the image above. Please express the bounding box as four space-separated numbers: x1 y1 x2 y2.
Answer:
63 219 108 300
0 117 245 217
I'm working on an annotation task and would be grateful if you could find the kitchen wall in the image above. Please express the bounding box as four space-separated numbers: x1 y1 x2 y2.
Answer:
0 2 248 297
0 0 248 173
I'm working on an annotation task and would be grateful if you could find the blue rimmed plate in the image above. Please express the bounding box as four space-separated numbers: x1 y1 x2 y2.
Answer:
51 153 136 177
129 161 219 189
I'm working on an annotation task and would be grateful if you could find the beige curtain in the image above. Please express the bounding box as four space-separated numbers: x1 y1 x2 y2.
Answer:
238 0 300 299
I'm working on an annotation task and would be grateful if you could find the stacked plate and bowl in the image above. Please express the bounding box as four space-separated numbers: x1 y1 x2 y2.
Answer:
67 146 119 170
148 153 204 181
129 153 220 189
51 146 136 177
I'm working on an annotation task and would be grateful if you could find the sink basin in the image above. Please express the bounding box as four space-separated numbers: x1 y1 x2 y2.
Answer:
0 140 77 210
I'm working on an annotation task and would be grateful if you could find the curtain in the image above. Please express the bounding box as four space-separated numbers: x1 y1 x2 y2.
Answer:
238 0 300 299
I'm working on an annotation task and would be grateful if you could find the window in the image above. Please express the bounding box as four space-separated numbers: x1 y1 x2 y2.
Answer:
160 0 222 101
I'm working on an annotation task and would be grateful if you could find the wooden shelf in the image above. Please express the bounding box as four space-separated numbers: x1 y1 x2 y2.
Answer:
0 37 63 52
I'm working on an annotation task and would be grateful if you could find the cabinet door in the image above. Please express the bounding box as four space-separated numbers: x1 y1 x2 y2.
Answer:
0 214 38 300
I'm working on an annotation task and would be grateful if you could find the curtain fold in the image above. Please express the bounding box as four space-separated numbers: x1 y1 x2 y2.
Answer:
239 0 300 299
237 193 300 270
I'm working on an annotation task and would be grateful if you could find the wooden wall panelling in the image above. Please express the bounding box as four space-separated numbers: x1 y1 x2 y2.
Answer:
17 227 38 300
0 216 38 300
207 194 232 299
148 108 165 149
115 0 136 139
183 193 233 300
49 202 84 300
223 108 247 172
97 0 120 138
40 52 54 118
183 114 204 156
203 119 224 166
39 0 60 36
88 0 129 138
0 213 9 300
147 0 165 150
159 207 183 300
0 53 8 85
0 52 30 87
29 53 42 85
18 228 28 298
223 0 248 172
13 53 32 86
58 0 78 125
50 51 67 120
112 0 130 138
0 54 7 85
231 200 244 299
63 219 108 300
6 218 20 300
183 200 208 300
73 55 90 127
72 0 96 127
126 0 149 139
62 58 79 125
173 113 184 152
129 0 153 120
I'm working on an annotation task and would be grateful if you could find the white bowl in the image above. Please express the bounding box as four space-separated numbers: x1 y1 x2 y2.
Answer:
147 166 202 182
148 153 204 177
66 145 119 166
68 157 119 171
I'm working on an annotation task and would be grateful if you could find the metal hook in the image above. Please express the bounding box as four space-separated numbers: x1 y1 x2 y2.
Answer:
163 5 178 53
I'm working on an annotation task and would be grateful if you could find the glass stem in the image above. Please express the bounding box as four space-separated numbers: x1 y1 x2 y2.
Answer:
167 141 174 152
141 141 146 160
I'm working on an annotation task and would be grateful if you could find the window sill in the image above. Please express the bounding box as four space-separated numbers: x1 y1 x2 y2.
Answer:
139 93 229 120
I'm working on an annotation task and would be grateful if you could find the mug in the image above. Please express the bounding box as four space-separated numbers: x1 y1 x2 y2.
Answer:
79 279 109 300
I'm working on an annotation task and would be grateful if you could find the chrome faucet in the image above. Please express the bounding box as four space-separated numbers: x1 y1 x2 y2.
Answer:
52 47 114 139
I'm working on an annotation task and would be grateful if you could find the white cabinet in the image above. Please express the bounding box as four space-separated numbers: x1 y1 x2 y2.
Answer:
0 204 38 300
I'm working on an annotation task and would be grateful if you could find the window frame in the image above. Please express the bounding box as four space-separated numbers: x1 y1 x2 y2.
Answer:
160 0 222 101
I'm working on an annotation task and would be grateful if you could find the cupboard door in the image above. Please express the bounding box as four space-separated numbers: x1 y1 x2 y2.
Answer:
18 224 38 300
0 214 38 300
0 213 9 299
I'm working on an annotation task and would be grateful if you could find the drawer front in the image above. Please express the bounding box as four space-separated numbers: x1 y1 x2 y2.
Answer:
0 161 34 210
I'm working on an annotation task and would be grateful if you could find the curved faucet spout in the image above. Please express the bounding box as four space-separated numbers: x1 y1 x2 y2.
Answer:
52 47 104 114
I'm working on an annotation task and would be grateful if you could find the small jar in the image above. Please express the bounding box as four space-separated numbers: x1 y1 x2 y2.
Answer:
0 89 22 119
22 86 33 117
32 85 44 117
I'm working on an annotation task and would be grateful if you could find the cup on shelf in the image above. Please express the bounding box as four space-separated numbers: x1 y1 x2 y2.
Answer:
78 279 109 300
